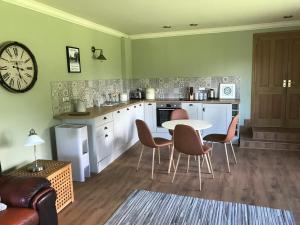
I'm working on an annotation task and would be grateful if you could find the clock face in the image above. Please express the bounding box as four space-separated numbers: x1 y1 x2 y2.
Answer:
0 41 38 93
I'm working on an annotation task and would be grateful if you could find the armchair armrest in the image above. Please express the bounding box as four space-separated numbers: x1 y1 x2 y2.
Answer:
0 175 51 208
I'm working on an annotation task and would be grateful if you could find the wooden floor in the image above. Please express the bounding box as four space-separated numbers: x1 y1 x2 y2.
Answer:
58 143 300 225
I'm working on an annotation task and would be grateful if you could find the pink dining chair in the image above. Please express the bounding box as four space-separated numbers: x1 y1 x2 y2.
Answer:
136 119 174 179
203 114 239 173
172 124 214 191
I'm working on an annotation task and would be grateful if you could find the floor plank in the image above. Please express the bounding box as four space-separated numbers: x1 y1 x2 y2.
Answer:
58 143 300 225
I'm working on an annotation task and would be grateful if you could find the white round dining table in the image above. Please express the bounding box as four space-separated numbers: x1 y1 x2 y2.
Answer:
162 119 212 131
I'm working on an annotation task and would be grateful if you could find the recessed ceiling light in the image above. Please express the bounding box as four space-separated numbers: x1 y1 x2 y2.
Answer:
283 15 293 19
162 25 172 29
189 23 198 27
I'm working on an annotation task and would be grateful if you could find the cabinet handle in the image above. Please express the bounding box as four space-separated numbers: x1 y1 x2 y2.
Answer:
134 105 136 108
288 80 292 88
105 134 108 138
117 111 120 113
283 80 286 87
104 117 107 120
104 126 108 130
189 104 193 106
148 103 152 105
127 108 130 111
139 104 142 106
203 108 205 112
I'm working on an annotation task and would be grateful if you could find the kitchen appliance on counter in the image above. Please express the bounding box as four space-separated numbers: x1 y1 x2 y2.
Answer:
188 87 194 100
120 93 128 102
146 88 155 100
208 89 216 99
73 99 86 112
130 88 145 99
156 102 182 129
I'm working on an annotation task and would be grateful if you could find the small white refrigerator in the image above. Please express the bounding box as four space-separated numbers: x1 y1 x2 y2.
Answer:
55 124 90 182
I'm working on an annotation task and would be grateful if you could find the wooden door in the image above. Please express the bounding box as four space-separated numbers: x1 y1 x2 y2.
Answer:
252 33 289 127
286 34 300 127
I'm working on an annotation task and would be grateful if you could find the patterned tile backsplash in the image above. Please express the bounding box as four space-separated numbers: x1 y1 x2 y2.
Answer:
51 76 240 116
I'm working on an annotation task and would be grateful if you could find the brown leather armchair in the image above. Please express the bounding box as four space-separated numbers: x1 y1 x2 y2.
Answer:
0 175 58 225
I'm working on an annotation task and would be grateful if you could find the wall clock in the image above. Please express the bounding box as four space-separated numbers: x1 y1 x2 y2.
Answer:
0 41 38 93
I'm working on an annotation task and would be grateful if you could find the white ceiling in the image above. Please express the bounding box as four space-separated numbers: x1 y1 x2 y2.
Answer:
32 0 300 35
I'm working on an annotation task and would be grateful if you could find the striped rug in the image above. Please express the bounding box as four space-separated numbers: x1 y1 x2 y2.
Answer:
105 190 296 225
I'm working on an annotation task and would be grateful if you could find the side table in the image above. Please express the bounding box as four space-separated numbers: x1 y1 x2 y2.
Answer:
8 160 74 213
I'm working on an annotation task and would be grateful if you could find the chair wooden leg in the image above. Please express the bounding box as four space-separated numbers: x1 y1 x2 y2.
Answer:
201 155 205 167
152 148 155 179
172 153 181 183
197 155 202 191
210 142 214 158
136 145 144 171
230 141 237 164
205 154 212 174
207 154 214 179
168 145 175 174
187 155 190 173
224 143 230 173
158 147 161 164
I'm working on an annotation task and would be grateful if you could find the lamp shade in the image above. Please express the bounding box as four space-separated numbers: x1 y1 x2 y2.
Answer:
25 129 45 147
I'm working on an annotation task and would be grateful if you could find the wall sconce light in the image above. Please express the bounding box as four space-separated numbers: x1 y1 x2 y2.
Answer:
91 46 107 60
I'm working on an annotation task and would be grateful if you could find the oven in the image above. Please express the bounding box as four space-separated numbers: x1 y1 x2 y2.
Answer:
156 102 182 128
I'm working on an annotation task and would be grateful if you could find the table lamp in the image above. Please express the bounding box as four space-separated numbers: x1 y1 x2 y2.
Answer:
25 129 45 172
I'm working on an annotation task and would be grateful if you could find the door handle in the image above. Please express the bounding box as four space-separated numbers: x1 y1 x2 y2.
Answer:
283 80 286 87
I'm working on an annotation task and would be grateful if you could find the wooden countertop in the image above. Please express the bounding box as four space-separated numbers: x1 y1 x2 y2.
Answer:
54 99 240 120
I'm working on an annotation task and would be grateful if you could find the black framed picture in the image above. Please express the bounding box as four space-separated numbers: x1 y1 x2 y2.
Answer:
66 46 81 73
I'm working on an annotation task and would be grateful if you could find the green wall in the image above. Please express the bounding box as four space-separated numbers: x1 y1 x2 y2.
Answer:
131 27 300 124
0 2 125 170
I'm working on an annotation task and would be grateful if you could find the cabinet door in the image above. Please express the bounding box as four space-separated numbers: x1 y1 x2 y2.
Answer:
95 130 113 162
182 103 203 119
113 108 127 151
181 103 198 119
202 104 232 136
125 106 135 147
144 102 157 132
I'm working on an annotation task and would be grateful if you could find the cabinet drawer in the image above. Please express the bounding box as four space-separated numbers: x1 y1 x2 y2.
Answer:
95 113 113 126
96 121 113 137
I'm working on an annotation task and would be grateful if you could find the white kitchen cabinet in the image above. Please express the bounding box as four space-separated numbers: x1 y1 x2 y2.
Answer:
202 104 232 136
182 103 202 120
113 108 127 153
144 102 156 132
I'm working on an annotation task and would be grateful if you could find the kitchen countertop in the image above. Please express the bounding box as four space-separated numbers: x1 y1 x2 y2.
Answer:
54 98 240 120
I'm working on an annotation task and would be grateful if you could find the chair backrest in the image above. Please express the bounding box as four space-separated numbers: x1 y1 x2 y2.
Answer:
225 114 239 142
135 119 156 148
173 124 206 155
171 109 189 120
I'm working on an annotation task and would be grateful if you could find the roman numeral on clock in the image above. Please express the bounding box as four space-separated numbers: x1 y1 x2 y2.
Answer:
13 47 18 57
17 79 21 90
27 67 33 70
5 49 12 58
2 72 10 81
0 66 8 70
0 57 9 62
24 58 30 63
9 78 14 87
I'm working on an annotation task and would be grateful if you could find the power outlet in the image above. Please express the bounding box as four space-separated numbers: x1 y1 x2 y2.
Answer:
63 97 70 102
